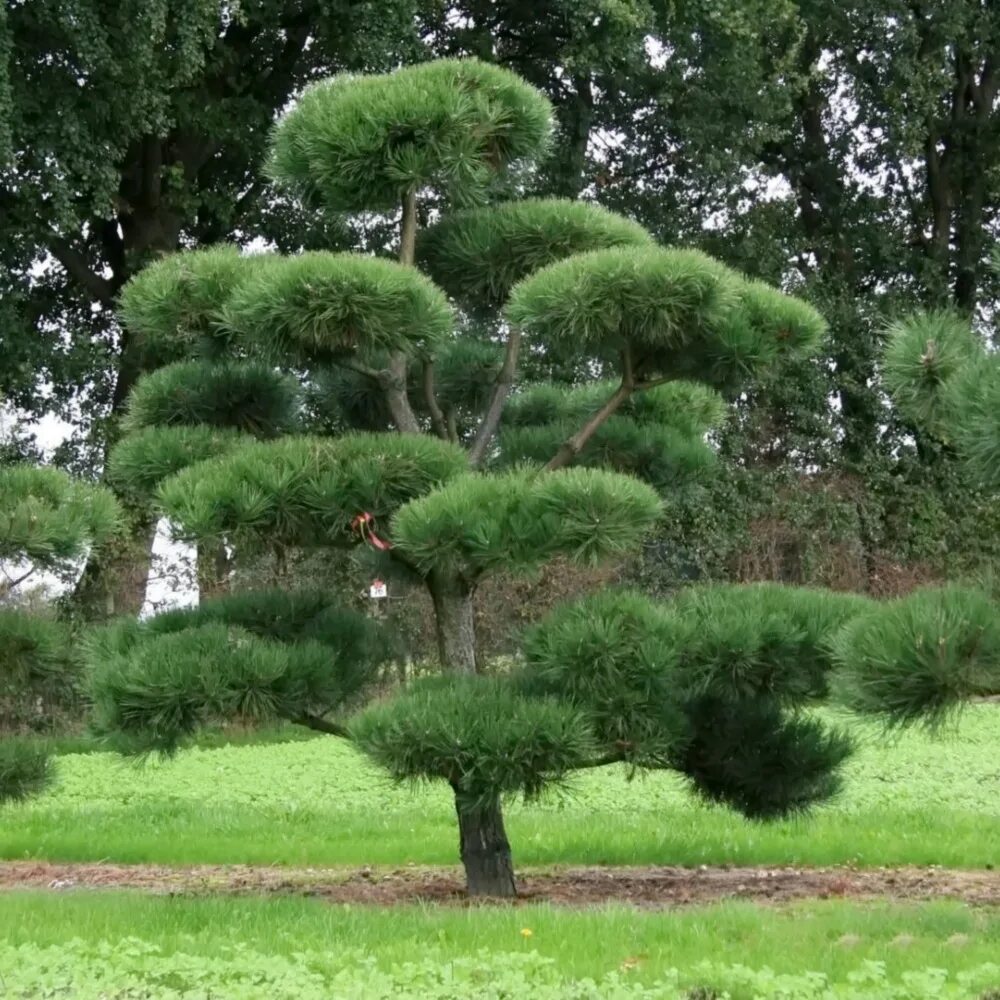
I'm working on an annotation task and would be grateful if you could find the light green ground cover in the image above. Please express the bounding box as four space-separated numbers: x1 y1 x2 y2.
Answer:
1 707 997 868
1 894 998 998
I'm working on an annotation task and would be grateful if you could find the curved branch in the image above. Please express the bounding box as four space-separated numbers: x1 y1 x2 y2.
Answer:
423 361 450 440
468 327 521 468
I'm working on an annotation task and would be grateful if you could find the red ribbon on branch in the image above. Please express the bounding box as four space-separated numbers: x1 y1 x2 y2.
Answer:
351 512 393 551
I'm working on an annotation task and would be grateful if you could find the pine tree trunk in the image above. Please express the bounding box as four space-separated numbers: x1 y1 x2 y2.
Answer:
429 576 477 674
453 791 517 898
196 541 231 602
71 516 156 619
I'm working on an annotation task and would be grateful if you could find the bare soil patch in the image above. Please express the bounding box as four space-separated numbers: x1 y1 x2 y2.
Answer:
1 861 998 908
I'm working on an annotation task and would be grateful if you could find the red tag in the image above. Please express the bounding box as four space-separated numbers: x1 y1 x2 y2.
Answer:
351 512 393 551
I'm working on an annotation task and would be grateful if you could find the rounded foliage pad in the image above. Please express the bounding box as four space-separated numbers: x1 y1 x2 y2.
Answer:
668 583 872 702
391 467 662 578
107 426 246 499
831 585 1000 728
124 360 301 437
521 589 689 766
117 246 266 366
418 199 652 314
221 252 454 366
506 247 823 386
268 58 553 211
158 433 467 548
0 464 121 568
350 674 595 805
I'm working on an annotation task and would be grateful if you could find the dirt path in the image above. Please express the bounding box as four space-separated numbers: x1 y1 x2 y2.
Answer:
1 861 998 907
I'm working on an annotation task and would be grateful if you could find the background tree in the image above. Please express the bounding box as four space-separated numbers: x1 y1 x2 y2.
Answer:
0 0 421 616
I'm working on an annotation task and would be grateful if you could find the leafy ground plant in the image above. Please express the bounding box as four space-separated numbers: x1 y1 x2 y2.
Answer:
1 895 999 998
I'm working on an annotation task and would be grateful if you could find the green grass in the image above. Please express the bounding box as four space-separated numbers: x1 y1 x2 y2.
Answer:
2 705 997 869
0 892 998 998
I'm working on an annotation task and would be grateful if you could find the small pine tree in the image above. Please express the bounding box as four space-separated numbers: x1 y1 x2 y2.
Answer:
89 59 958 899
0 463 121 801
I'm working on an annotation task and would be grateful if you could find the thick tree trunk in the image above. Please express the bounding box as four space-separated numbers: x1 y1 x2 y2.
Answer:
196 541 231 602
454 791 517 898
71 515 156 619
430 576 477 674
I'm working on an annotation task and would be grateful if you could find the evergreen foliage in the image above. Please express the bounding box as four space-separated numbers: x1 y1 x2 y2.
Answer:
882 310 981 433
881 309 1000 489
0 465 121 573
107 426 247 500
417 199 653 314
0 739 53 804
831 585 1000 728
122 361 301 437
521 585 864 817
158 433 467 549
391 469 662 577
221 253 455 367
0 610 73 683
350 675 594 805
267 59 553 211
118 246 266 367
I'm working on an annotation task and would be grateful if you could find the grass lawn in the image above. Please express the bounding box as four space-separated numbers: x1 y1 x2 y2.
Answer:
1 892 998 997
1 705 997 869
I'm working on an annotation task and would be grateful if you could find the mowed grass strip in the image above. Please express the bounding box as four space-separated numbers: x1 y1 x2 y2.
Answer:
2 892 999 986
1 706 997 869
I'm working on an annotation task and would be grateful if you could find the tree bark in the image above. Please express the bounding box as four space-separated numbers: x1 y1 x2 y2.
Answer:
429 575 477 674
379 187 423 434
196 541 231 602
453 791 517 898
71 515 157 619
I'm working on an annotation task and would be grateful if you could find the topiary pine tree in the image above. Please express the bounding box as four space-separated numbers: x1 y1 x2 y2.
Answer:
89 58 851 897
0 462 121 802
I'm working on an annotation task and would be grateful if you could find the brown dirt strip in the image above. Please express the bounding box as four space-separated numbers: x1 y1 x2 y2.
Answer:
1 861 998 907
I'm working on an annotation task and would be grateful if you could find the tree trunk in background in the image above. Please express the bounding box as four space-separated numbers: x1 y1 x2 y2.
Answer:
429 575 477 674
453 791 517 898
196 541 232 602
71 514 156 619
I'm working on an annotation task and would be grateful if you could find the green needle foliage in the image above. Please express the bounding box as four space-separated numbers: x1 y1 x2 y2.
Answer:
668 583 873 702
158 434 467 549
0 464 121 571
520 589 689 767
418 198 653 315
107 426 247 501
89 624 296 755
882 310 981 433
502 379 727 437
506 247 824 387
831 585 1000 729
498 417 716 490
391 468 662 578
123 360 301 437
220 252 454 366
350 675 595 806
0 739 53 804
118 246 269 366
267 59 553 211
521 585 864 818
943 354 1000 488
676 696 855 819
0 609 73 683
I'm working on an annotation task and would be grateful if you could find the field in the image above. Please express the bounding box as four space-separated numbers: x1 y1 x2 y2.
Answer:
1 705 998 997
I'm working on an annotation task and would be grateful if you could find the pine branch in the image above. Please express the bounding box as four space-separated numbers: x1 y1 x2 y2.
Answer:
468 327 521 468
